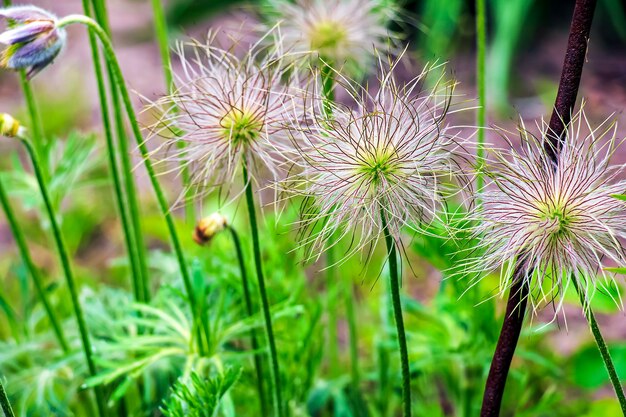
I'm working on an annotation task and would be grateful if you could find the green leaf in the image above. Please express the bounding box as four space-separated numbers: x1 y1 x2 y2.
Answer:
570 344 626 390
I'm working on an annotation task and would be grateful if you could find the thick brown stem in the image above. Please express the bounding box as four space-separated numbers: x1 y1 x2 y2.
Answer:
480 258 530 417
481 1 598 415
545 0 598 162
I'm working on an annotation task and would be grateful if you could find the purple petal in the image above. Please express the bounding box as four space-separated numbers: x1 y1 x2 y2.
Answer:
6 31 63 74
0 6 55 22
0 21 54 45
25 61 46 80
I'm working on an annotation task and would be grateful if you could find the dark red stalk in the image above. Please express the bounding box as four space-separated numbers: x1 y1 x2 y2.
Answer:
480 1 597 416
545 0 598 162
479 257 530 417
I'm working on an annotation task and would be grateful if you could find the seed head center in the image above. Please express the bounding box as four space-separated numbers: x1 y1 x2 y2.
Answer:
538 203 572 236
309 20 347 53
358 147 398 184
220 108 263 146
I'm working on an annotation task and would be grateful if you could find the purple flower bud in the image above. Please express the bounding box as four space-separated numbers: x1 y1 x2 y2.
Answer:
0 6 66 79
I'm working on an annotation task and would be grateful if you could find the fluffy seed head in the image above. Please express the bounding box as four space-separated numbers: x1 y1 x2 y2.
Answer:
468 113 626 312
287 59 461 260
266 0 398 76
0 6 66 79
147 33 302 203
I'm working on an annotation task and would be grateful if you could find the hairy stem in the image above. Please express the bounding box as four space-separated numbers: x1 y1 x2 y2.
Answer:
4 0 47 176
545 0 597 161
56 14 207 353
480 258 529 417
572 278 626 415
150 0 195 223
0 380 15 417
0 176 69 352
227 225 268 416
320 61 342 375
19 76 46 168
79 0 144 303
88 0 149 302
475 0 486 197
242 160 284 417
380 208 411 417
20 138 107 416
346 283 360 387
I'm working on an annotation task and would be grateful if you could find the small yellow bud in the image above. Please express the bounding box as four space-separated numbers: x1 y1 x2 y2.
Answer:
193 213 228 246
0 113 22 138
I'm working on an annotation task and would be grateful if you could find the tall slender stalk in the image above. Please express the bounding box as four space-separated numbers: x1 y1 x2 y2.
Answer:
4 0 47 176
227 225 268 416
480 1 597 415
242 160 284 417
76 0 144 303
380 207 411 417
320 62 342 375
18 137 106 417
0 177 69 352
19 76 45 166
149 0 195 223
88 0 149 302
150 0 174 91
0 380 15 417
572 278 626 415
56 14 208 352
475 0 486 196
346 283 360 387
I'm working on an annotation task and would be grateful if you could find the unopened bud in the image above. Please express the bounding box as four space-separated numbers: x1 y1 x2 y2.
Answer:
0 6 67 79
0 113 24 137
193 213 228 246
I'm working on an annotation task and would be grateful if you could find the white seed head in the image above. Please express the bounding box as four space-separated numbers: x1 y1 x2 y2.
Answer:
266 0 398 76
467 112 626 313
286 59 461 261
147 32 303 204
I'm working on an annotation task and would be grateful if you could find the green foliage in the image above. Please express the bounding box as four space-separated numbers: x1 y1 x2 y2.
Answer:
161 368 241 417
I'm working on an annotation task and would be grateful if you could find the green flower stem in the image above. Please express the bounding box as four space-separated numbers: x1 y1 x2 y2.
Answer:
380 207 411 417
19 75 46 169
4 0 47 176
150 0 173 91
0 380 15 417
77 0 143 303
0 176 69 352
150 0 195 224
326 243 339 375
87 0 150 302
227 225 268 416
572 278 626 415
320 61 341 375
242 160 284 417
56 14 208 353
475 0 486 198
346 283 360 387
19 137 107 417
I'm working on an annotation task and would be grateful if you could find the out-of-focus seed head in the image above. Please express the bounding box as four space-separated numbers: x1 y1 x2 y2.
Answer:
466 111 626 313
193 213 229 246
265 0 398 76
285 58 462 261
0 6 66 79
